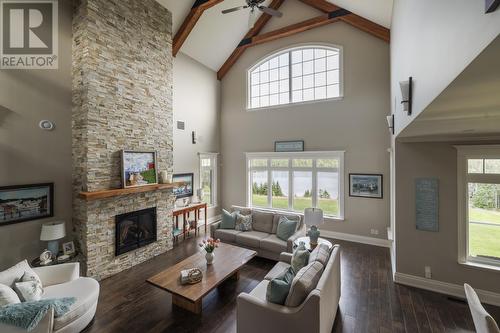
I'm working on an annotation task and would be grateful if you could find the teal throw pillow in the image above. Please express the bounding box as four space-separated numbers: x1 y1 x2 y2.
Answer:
291 242 310 273
266 267 295 305
276 216 298 241
235 213 253 231
220 209 238 229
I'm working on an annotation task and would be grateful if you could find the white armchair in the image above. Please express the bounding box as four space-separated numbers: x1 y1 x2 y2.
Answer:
0 263 99 333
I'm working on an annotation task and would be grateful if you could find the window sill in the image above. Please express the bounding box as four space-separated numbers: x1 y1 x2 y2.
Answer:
459 260 500 273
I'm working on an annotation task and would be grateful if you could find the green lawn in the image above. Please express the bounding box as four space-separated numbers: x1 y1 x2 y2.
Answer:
469 207 500 259
252 195 339 216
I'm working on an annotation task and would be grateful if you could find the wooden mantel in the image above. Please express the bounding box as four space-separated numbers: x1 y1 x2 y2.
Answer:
79 183 183 200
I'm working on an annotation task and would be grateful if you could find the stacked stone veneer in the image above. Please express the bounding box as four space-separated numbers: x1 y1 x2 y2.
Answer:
72 0 174 280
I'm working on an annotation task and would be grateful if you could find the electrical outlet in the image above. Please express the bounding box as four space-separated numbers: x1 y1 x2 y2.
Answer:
425 266 432 279
370 229 379 235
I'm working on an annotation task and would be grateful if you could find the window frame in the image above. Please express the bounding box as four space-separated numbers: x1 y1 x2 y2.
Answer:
456 145 500 271
199 152 218 208
245 151 345 220
246 43 344 111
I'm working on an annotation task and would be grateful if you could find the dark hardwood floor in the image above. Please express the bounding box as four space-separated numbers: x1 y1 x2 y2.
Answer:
84 235 500 333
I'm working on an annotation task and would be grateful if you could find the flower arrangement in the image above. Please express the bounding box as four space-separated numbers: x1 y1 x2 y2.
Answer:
199 237 220 253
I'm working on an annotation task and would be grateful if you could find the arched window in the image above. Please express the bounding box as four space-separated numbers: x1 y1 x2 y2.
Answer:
248 44 342 109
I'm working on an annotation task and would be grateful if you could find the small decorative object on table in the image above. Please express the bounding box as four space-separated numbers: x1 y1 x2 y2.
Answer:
199 237 220 265
180 268 203 285
39 249 52 265
304 208 324 246
62 241 75 256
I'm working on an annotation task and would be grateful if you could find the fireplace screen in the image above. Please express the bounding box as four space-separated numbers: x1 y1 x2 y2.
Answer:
115 207 157 256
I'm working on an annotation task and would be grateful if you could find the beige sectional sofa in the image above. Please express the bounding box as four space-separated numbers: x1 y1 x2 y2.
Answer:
210 206 306 261
237 245 341 333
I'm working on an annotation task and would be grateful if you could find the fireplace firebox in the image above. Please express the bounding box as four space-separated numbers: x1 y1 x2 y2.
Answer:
115 207 157 256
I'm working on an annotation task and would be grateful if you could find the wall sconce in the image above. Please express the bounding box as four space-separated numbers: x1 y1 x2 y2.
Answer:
399 77 413 115
386 114 394 135
192 131 197 144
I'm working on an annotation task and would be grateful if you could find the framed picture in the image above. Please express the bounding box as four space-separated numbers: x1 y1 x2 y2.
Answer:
0 183 54 226
275 140 304 152
62 241 76 255
349 174 383 199
121 150 158 188
172 173 194 198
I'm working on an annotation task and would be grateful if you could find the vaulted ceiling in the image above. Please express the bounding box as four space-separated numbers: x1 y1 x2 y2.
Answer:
156 0 393 73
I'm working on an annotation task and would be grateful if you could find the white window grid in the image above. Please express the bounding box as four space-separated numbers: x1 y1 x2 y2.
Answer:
245 151 345 219
248 45 342 109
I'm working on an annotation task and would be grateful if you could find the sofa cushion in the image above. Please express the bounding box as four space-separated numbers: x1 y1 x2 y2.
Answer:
214 229 242 243
249 280 269 300
235 213 253 231
309 243 331 266
266 267 295 305
260 234 287 254
220 209 238 229
264 261 291 281
272 213 301 234
285 261 324 307
0 260 35 288
43 277 99 331
0 284 20 306
251 210 274 233
236 231 269 248
276 216 299 241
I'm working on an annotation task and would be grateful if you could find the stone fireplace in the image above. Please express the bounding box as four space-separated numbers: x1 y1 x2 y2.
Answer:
115 207 157 256
72 0 174 280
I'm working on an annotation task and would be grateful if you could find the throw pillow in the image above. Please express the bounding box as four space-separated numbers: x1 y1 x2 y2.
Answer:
291 241 310 273
235 213 252 231
0 284 20 307
308 243 330 266
285 261 324 307
0 260 33 288
220 209 238 229
14 280 43 302
276 216 299 241
266 267 295 305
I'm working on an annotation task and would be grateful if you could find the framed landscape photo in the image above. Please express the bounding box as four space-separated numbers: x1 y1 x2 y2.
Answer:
172 173 194 199
121 150 158 188
275 140 304 152
349 174 383 199
0 183 54 226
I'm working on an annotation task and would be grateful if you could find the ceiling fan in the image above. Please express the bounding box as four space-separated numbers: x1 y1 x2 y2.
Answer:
222 0 283 21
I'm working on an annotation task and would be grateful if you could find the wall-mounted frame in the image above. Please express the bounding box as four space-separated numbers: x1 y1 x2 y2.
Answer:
172 173 194 199
121 150 158 188
275 140 304 152
0 183 54 226
349 174 383 199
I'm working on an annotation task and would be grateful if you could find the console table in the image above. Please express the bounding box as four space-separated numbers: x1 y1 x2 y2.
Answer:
173 202 207 242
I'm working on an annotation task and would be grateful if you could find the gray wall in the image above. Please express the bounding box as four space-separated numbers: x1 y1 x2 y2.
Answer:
220 16 391 238
0 1 73 269
395 141 500 293
173 53 221 218
391 0 500 136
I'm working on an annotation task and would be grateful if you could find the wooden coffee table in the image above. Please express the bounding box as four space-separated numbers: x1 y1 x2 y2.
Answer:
147 243 256 314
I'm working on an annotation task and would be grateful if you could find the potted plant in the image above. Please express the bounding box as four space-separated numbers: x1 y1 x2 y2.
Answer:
199 237 220 265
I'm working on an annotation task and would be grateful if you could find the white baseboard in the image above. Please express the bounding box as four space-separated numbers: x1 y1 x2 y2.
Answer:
394 272 500 307
321 230 391 248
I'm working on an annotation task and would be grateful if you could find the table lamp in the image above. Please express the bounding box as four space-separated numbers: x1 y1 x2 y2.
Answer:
304 208 324 245
40 221 66 256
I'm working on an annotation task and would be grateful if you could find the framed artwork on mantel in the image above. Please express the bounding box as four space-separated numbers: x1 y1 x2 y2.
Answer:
0 183 54 226
121 150 158 188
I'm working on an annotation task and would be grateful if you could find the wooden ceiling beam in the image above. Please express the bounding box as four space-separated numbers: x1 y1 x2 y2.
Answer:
217 0 285 80
297 0 390 42
173 0 224 57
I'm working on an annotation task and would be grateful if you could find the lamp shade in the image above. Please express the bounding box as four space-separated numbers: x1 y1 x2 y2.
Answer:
40 221 66 241
304 208 324 226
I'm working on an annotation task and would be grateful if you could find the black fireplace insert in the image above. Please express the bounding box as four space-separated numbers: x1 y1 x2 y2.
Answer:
115 207 157 256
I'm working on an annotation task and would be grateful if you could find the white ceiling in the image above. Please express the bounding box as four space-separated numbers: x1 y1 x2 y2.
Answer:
156 0 394 71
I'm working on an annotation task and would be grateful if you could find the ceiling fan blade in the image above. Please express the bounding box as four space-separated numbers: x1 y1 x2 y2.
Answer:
258 6 283 17
222 5 247 14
